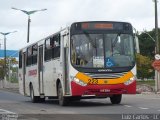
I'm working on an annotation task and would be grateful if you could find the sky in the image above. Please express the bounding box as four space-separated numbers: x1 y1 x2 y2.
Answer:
0 0 159 50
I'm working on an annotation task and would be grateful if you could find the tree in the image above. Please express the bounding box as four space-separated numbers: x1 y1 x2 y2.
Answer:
136 29 160 79
0 59 5 79
136 54 154 79
0 57 18 80
138 28 160 59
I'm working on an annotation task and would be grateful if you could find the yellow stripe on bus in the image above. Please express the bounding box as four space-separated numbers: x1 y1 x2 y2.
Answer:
75 72 134 85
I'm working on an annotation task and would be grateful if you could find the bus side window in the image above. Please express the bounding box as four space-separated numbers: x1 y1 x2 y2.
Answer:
52 34 60 59
27 46 32 66
32 44 38 64
45 38 52 61
26 44 38 66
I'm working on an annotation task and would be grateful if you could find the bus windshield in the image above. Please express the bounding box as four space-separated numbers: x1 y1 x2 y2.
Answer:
71 33 135 68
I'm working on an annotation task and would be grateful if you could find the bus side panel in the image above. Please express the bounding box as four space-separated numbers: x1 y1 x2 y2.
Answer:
43 61 56 96
52 59 62 96
18 68 24 95
25 65 39 96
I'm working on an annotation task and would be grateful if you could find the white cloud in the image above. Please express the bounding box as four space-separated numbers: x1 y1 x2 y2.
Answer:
0 0 159 50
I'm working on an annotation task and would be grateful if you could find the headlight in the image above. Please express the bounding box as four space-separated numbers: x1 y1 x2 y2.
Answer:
73 77 87 86
124 76 136 85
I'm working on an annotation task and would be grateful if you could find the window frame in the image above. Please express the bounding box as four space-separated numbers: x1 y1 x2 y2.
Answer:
52 34 60 59
44 37 52 61
32 44 38 65
26 43 38 66
19 51 22 68
44 33 61 62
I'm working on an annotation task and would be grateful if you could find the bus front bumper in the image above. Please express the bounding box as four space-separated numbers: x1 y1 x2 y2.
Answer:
71 81 136 97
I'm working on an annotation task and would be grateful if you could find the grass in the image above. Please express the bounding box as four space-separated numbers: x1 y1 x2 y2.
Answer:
6 77 18 83
137 80 155 87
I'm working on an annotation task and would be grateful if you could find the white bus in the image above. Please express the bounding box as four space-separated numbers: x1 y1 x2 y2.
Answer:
19 21 136 106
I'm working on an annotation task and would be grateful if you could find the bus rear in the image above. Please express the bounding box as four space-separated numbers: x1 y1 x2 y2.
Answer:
68 21 136 104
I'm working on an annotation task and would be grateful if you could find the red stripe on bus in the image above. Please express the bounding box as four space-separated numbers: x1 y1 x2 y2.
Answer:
28 69 37 76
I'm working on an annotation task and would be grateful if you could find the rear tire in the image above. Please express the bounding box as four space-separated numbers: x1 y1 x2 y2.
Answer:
30 85 39 103
58 83 68 106
39 97 45 103
110 94 122 104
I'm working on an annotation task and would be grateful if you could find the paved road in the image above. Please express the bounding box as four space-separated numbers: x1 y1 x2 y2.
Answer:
0 90 160 120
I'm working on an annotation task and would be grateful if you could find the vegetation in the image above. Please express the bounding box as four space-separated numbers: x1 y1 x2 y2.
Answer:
0 59 5 79
136 54 154 79
136 28 160 80
0 57 18 83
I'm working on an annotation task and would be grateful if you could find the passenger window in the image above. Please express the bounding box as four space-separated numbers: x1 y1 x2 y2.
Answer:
45 38 52 61
32 44 38 64
52 34 60 59
27 46 32 66
26 44 38 66
44 34 60 61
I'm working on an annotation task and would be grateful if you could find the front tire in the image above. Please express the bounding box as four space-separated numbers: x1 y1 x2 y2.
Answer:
110 94 122 104
58 83 68 106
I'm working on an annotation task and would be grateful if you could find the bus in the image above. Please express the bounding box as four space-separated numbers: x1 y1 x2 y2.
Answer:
18 21 136 106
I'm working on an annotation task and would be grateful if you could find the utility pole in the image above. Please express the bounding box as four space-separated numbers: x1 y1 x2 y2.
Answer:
12 7 47 43
4 35 6 81
27 16 31 43
153 0 159 92
154 0 159 54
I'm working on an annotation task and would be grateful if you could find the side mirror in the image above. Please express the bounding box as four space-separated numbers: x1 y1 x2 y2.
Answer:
133 27 140 54
134 34 140 54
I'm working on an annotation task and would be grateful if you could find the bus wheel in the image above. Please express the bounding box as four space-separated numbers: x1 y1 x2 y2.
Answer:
110 94 122 104
30 85 39 103
39 97 45 103
58 83 68 106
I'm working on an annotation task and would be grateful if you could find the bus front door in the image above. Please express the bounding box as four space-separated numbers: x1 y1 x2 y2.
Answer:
38 45 44 96
63 35 70 94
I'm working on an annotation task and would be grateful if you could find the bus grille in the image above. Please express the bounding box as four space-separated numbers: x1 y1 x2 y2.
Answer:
85 72 127 79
